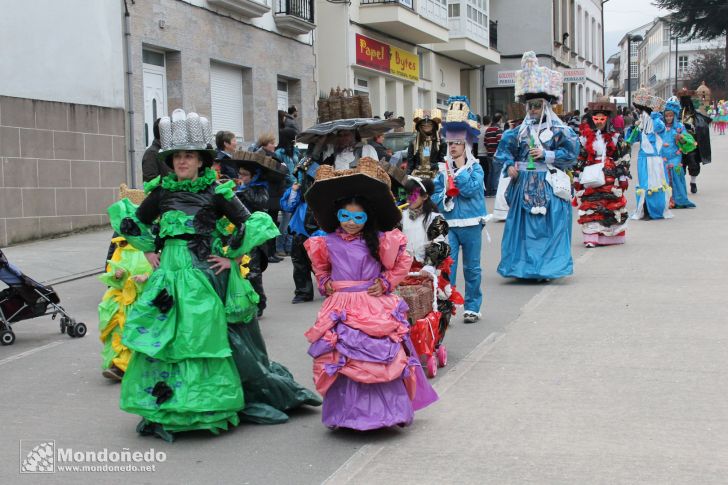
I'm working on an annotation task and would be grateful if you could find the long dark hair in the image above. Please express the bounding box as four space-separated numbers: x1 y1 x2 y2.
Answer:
336 196 380 263
404 177 437 230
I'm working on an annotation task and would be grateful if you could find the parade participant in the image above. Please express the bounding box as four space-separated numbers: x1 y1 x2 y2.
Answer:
406 108 446 178
493 104 526 221
717 101 728 135
495 52 579 281
231 150 288 317
573 98 631 247
303 158 438 430
675 87 713 194
280 157 323 304
626 88 672 220
432 96 487 323
400 176 463 377
661 98 696 209
319 129 379 170
98 237 152 381
109 109 320 441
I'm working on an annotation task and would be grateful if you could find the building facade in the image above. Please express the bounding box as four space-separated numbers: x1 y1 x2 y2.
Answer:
616 21 654 99
315 0 500 128
128 0 317 183
637 16 724 101
0 0 127 246
606 52 620 97
483 0 606 115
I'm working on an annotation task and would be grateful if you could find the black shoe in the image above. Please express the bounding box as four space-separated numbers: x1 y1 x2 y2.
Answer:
292 295 313 304
690 182 697 194
268 255 283 263
102 365 124 381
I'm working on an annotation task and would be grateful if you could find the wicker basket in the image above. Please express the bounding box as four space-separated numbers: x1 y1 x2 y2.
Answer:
397 283 434 322
119 183 145 205
317 98 331 123
358 94 372 118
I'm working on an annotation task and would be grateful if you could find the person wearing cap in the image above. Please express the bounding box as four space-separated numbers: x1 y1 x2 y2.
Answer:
573 98 631 247
303 157 437 430
108 109 320 441
432 96 488 324
626 88 672 220
661 97 696 209
495 52 579 281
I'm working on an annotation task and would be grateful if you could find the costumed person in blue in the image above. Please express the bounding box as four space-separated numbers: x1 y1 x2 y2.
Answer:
280 157 324 304
660 97 696 209
432 96 487 324
494 51 579 281
626 88 672 220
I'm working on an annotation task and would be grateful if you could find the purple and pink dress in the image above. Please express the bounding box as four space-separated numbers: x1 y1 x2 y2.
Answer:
304 229 438 430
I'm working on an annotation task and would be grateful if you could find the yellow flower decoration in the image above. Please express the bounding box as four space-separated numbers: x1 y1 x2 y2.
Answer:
239 254 252 278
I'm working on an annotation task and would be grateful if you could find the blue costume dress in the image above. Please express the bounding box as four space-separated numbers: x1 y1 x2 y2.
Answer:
494 119 579 280
660 118 695 209
626 112 673 220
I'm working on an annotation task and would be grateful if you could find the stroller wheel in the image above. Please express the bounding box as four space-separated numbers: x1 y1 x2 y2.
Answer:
436 345 448 368
71 322 87 338
1 330 15 346
426 355 437 378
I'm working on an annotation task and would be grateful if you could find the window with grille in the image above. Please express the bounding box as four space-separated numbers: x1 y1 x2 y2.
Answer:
448 3 460 17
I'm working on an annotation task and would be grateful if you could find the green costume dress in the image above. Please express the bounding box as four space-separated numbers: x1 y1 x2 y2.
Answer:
108 169 321 440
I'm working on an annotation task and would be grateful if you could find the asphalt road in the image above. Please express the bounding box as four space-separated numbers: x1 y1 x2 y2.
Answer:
1 133 725 484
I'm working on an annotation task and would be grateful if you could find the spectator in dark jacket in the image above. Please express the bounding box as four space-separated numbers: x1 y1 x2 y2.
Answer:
368 133 390 161
141 118 170 182
484 114 504 196
215 130 239 180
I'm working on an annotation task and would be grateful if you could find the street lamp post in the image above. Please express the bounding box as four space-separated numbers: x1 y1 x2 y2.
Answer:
626 33 643 109
674 35 679 92
602 0 610 95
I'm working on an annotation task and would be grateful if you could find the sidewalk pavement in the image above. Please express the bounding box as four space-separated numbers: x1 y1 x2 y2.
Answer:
324 134 728 484
2 229 112 284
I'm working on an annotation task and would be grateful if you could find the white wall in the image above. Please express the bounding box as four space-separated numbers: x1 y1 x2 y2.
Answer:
0 0 125 108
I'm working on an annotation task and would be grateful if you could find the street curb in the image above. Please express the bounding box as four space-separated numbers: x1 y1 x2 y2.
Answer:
44 268 105 287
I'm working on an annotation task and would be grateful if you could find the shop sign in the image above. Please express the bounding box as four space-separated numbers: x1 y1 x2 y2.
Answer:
355 33 419 81
497 70 517 86
390 46 418 81
561 68 586 83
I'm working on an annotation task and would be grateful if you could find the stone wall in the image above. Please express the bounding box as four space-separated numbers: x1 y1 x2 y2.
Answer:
0 96 126 246
127 0 317 181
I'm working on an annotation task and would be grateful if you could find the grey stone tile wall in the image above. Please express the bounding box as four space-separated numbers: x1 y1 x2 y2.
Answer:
0 96 126 246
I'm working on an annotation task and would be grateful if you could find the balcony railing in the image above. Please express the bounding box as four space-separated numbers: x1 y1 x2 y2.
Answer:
276 0 314 22
361 0 413 7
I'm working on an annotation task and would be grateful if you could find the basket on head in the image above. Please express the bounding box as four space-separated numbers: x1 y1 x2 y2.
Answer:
119 184 145 205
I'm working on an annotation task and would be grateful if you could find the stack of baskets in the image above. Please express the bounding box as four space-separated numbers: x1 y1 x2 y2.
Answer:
317 87 373 123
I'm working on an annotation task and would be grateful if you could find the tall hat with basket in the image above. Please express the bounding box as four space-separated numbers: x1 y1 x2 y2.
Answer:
304 157 401 233
157 108 216 166
515 51 564 104
632 87 665 112
440 96 480 144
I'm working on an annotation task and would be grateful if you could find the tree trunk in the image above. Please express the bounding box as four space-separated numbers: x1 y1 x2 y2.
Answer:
725 31 728 96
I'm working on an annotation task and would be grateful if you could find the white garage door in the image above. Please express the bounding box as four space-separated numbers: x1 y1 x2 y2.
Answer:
210 62 244 137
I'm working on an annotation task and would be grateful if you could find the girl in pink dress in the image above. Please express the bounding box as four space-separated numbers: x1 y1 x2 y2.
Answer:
304 159 438 430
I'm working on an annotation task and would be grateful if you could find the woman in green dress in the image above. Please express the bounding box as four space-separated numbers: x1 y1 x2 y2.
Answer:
109 109 320 441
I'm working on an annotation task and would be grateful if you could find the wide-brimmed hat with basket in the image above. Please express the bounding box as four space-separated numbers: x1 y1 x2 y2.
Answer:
229 150 287 181
304 157 401 233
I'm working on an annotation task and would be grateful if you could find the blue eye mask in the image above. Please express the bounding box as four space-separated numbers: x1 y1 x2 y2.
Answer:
337 209 368 224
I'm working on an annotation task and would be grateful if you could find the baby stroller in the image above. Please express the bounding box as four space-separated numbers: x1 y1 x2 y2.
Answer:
0 249 86 345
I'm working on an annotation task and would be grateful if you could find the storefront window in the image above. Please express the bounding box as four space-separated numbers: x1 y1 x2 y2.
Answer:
486 87 514 118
